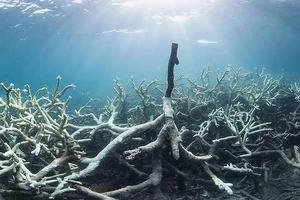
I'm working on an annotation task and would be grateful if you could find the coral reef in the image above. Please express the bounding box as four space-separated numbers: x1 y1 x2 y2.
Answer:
1 45 300 199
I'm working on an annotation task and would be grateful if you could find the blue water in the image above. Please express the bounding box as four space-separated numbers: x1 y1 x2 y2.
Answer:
0 0 300 99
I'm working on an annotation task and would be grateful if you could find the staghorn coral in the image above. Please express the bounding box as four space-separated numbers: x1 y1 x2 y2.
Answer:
1 53 300 199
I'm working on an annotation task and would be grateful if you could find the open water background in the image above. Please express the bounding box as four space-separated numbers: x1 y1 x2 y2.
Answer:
0 0 299 102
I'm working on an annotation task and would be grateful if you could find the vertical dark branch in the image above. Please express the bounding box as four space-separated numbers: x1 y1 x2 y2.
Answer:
165 43 179 98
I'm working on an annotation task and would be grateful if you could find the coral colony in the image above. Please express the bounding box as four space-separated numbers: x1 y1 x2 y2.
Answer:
0 44 300 199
